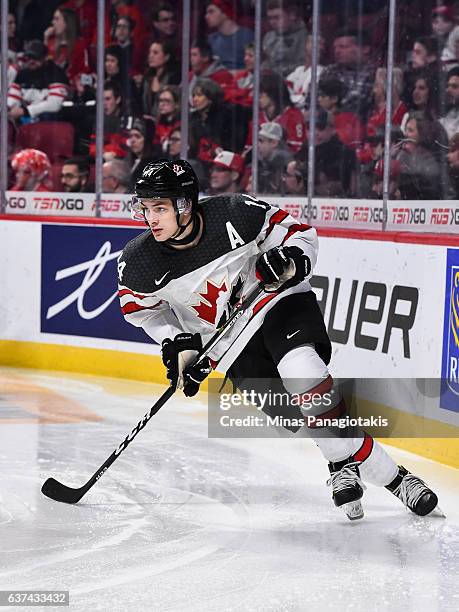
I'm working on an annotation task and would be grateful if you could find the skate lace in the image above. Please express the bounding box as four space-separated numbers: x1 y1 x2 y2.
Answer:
394 473 429 509
326 462 366 493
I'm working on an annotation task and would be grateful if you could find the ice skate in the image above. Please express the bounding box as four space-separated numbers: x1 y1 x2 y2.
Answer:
327 458 366 520
386 466 443 516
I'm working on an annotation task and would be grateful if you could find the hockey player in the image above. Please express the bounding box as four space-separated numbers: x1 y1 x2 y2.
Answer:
118 158 439 520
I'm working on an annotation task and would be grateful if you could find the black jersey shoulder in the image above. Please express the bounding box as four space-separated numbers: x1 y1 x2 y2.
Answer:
119 194 271 293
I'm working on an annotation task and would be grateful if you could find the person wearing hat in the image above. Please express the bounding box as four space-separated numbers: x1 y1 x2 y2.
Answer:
10 148 52 192
257 121 293 194
7 39 68 122
432 5 456 53
209 150 245 195
205 0 254 70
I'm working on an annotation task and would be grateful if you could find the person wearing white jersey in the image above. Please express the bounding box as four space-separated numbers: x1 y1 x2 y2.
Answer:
118 158 439 520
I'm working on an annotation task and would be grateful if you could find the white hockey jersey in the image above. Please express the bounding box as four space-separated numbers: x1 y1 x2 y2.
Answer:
118 193 319 372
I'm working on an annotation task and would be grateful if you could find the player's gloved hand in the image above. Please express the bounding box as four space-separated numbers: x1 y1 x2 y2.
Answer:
161 333 212 396
255 246 310 293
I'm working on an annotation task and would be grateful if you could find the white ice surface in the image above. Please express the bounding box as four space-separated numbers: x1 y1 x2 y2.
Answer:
0 368 458 612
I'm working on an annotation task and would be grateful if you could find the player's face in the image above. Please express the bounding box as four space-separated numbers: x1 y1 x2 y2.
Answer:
141 199 180 241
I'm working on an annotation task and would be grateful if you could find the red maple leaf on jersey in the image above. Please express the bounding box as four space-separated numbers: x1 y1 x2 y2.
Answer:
191 279 228 325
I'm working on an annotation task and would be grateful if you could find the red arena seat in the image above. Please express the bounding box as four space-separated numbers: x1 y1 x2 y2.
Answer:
15 122 75 163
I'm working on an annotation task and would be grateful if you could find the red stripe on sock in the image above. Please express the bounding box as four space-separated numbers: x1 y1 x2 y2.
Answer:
354 433 374 462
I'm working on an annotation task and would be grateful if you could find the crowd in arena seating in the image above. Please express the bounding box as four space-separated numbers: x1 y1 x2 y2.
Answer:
4 0 459 199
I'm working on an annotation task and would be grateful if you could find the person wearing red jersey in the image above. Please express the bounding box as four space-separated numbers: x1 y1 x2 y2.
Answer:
117 159 440 521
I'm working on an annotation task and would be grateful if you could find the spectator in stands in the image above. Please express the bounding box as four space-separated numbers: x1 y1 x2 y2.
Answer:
371 158 402 200
259 72 306 153
10 149 52 192
441 5 459 63
440 67 459 139
447 133 459 197
61 0 97 43
282 159 307 195
112 15 145 76
209 150 245 194
61 71 95 155
7 40 68 123
320 29 375 120
126 117 161 188
256 121 293 194
189 40 235 104
286 34 325 110
431 5 455 55
317 75 364 149
366 67 408 137
262 0 308 77
61 157 92 192
231 41 255 106
15 0 61 43
153 85 181 153
396 111 443 200
7 12 22 63
205 0 254 70
406 72 440 119
309 110 357 197
109 0 145 44
105 44 138 113
102 159 131 193
103 80 125 134
141 40 180 117
403 36 442 106
189 78 249 161
44 8 88 81
151 3 179 52
166 128 182 159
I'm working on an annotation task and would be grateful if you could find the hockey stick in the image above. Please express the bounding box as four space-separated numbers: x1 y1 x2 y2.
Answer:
41 283 265 504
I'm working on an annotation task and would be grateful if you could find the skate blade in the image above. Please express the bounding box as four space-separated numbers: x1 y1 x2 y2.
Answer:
342 500 364 521
430 504 446 518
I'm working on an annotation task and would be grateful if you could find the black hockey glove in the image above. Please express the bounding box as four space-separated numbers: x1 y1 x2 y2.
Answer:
255 246 310 293
161 333 212 396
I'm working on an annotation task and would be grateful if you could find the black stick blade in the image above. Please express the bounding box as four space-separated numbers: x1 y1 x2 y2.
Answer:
41 478 86 504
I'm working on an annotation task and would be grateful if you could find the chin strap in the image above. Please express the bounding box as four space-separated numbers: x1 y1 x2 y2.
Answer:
166 210 202 246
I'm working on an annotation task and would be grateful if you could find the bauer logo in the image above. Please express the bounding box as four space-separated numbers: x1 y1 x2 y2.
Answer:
41 225 148 342
440 248 459 412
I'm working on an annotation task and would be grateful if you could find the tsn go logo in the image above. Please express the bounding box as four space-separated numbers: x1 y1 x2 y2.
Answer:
7 196 86 211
